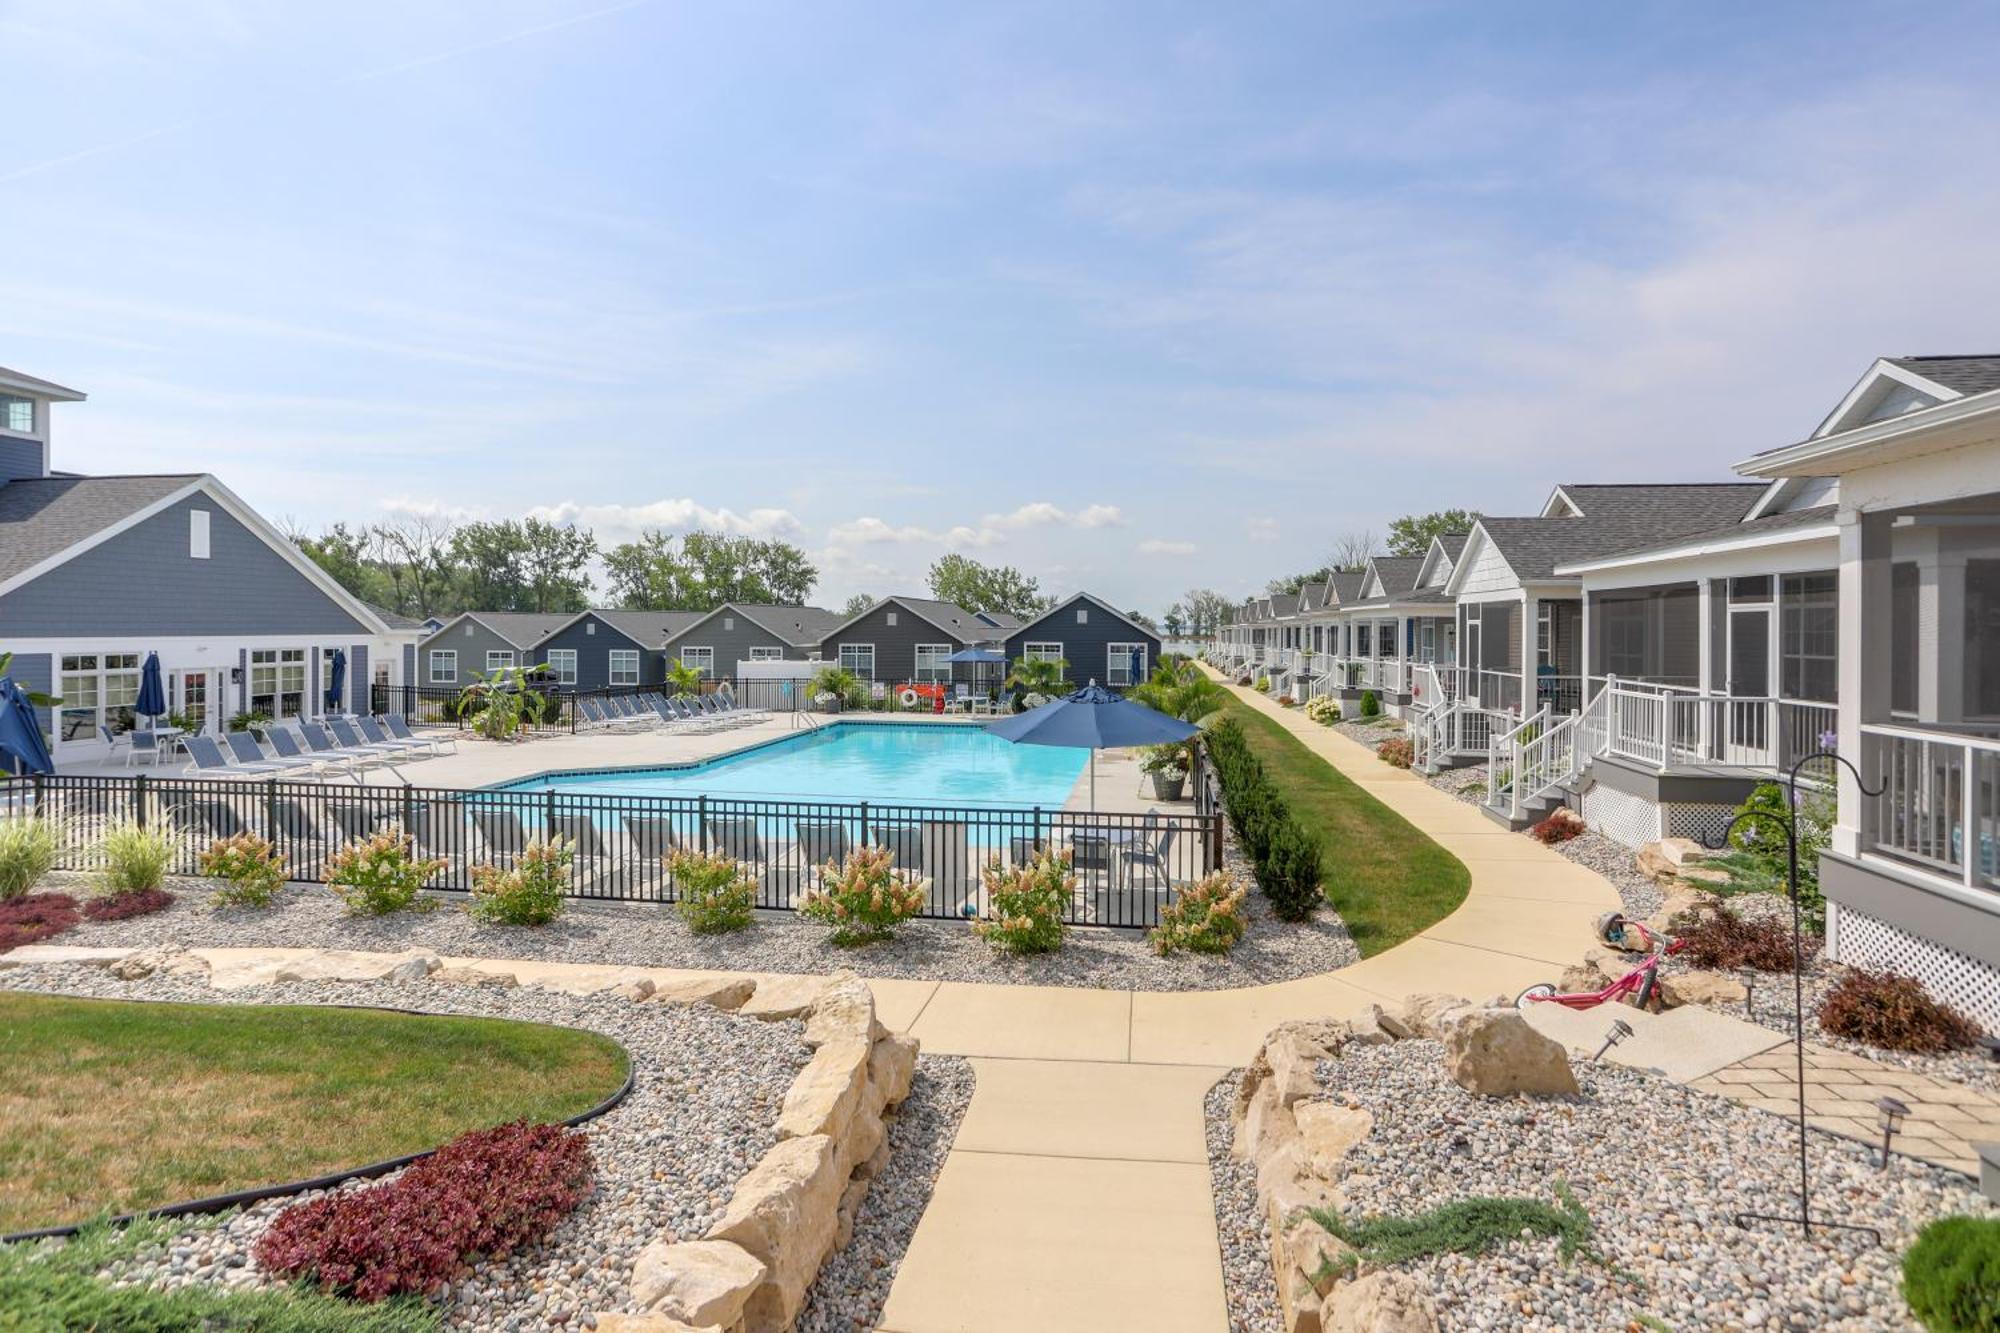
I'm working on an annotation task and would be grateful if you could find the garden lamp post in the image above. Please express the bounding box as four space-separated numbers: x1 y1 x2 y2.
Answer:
1701 749 1881 1245
1875 1097 1909 1170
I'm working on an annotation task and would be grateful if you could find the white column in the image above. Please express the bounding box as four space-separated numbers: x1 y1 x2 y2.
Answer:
1695 581 1713 695
1520 592 1540 714
1835 509 1894 857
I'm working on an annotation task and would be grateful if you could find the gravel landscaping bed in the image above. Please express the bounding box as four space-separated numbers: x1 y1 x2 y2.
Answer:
0 963 811 1329
1217 1039 1994 1332
49 855 1359 991
1330 717 1406 752
795 1055 973 1333
1204 1074 1282 1333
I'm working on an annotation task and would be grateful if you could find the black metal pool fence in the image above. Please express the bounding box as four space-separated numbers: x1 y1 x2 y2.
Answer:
11 773 1223 930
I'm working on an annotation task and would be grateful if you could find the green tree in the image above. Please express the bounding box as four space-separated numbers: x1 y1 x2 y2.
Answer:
290 522 395 607
603 530 817 611
841 592 875 617
450 521 531 611
1163 605 1186 637
1386 509 1477 558
1268 567 1334 596
518 518 597 612
1180 588 1235 636
927 554 1053 616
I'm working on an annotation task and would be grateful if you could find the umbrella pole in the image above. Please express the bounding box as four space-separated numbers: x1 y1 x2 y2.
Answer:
1090 750 1097 810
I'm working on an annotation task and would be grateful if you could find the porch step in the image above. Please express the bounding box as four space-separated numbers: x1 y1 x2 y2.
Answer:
1479 792 1563 832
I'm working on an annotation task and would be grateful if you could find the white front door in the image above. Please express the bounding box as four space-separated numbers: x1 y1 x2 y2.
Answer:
170 669 219 737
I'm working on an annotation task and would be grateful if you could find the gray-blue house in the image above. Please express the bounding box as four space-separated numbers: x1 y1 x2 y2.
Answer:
1002 593 1162 690
0 366 421 766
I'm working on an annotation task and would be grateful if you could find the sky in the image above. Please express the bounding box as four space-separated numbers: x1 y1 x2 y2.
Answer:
7 1 2000 617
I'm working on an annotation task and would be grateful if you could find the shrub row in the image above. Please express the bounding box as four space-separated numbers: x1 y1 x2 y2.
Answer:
254 1119 594 1303
1202 718 1324 922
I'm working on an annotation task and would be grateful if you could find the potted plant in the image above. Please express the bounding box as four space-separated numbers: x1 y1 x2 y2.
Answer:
1140 744 1189 800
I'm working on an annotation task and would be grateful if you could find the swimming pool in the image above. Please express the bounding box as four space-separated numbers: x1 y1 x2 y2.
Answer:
494 722 1088 809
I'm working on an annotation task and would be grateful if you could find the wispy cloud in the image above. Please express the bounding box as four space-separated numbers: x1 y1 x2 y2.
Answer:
1138 538 1197 556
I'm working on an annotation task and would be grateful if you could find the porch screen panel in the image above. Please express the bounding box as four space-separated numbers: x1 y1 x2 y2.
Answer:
1966 560 2000 717
1891 562 1918 714
1660 587 1699 685
1779 572 1837 702
1479 603 1516 671
1596 597 1647 678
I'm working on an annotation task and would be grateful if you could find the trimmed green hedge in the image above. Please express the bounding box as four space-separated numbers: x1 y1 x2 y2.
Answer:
1203 718 1325 921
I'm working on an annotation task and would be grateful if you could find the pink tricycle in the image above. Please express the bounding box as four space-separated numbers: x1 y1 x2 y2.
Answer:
1515 915 1688 1014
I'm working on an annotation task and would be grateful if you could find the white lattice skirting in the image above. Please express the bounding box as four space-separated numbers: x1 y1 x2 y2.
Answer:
1830 902 2000 1031
1578 784 1662 850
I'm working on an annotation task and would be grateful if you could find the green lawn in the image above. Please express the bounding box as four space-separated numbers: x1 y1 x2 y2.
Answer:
0 993 628 1233
1221 698 1469 956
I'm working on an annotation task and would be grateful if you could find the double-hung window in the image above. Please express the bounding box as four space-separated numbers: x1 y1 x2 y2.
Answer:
1022 641 1063 663
546 649 577 686
748 646 785 661
58 653 141 743
1106 643 1148 686
1779 572 1838 703
429 650 457 684
679 647 714 678
914 644 952 682
608 649 640 686
1 395 32 434
250 648 307 719
485 650 516 672
837 644 875 679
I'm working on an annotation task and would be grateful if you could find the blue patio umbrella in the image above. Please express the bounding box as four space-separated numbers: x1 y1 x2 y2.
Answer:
946 646 1007 700
0 677 55 776
986 681 1197 808
134 652 167 724
324 648 347 712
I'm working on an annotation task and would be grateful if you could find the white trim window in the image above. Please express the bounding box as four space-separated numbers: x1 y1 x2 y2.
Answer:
1107 643 1149 686
1022 641 1064 662
748 646 785 661
546 649 578 685
914 643 952 682
1 394 32 435
608 649 641 686
58 653 141 743
485 650 516 672
428 650 457 684
838 643 875 679
679 647 714 678
250 648 307 719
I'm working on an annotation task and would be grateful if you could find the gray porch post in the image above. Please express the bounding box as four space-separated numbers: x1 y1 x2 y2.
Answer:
1835 509 1894 858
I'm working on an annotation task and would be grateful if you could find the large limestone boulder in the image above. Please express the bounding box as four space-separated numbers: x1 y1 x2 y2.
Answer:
1293 1101 1374 1180
1657 969 1748 1008
1648 887 1725 934
1636 837 1718 882
0 945 136 969
271 950 440 984
777 1040 870 1142
738 975 823 1021
705 1135 845 1333
1442 1008 1579 1097
868 1033 919 1107
629 1239 765 1328
1324 1272 1441 1333
1394 993 1472 1040
646 976 756 1011
1558 949 1621 993
433 965 519 988
594 1316 724 1333
803 971 884 1047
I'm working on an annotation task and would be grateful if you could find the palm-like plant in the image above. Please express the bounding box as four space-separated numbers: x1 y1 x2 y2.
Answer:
1004 657 1069 703
456 663 552 740
666 658 704 696
808 665 865 709
1129 660 1226 725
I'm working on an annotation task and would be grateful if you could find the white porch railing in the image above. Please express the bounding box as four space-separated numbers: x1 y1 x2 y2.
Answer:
1863 722 2000 892
1602 687 1837 774
1380 660 1407 694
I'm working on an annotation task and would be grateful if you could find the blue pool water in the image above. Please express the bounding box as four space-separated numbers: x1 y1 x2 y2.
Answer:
495 722 1088 809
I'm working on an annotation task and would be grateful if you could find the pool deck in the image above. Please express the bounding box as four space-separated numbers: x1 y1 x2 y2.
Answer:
57 714 1184 817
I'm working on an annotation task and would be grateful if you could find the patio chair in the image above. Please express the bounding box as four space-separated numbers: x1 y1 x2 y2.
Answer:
191 798 248 841
298 721 399 771
224 730 321 780
265 796 327 851
328 801 383 845
549 810 612 860
384 713 455 754
408 799 469 868
261 724 349 778
867 823 926 877
922 819 973 917
102 724 167 768
327 717 416 764
1119 812 1178 894
622 814 686 860
472 807 530 862
355 715 437 759
183 734 289 779
1008 833 1048 867
704 814 766 864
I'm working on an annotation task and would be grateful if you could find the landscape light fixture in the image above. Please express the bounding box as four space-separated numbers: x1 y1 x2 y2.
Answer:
1976 1035 2000 1064
1875 1097 1910 1170
1702 751 1881 1245
1592 1018 1633 1062
1739 966 1756 1017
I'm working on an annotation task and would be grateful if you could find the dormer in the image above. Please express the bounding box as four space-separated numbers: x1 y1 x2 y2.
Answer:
0 366 87 483
1811 356 2000 439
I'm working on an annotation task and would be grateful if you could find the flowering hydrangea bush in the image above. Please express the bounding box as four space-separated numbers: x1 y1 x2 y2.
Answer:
800 844 929 945
1149 870 1249 955
254 1120 594 1302
1303 696 1341 726
1375 736 1414 769
200 832 288 908
973 848 1071 955
666 848 757 934
468 836 571 926
323 825 444 917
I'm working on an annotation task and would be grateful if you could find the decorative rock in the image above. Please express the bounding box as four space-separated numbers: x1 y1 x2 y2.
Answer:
868 1033 919 1107
1647 887 1724 933
1345 1007 1397 1047
1324 1271 1441 1333
1657 969 1748 1008
1293 1101 1373 1180
802 971 883 1048
608 977 657 1002
108 947 175 980
777 1039 870 1142
592 1315 725 1333
645 977 756 1011
433 965 519 987
269 949 439 984
1559 949 1621 992
628 1239 765 1328
1369 1004 1415 1041
0 944 136 969
705 1135 845 1333
1238 1019 1347 1132
1394 993 1471 1040
1441 1008 1579 1097
737 975 823 1021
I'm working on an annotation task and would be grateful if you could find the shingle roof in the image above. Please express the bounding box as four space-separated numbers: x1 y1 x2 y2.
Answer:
1888 355 2000 398
1267 592 1301 617
976 609 1024 630
1437 533 1469 560
1320 571 1365 604
1556 504 1839 570
733 603 846 646
364 602 425 631
1554 483 1766 525
0 473 200 584
876 596 989 640
1367 557 1423 597
463 611 579 647
0 365 86 400
1471 484 1767 582
587 608 704 645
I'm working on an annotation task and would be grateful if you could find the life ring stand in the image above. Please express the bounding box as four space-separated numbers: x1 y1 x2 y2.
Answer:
898 687 921 708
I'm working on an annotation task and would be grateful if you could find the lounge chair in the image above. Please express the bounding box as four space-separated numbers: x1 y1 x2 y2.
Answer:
384 713 456 754
922 819 973 917
473 807 530 862
579 697 645 733
355 715 438 758
329 802 383 844
224 730 321 780
868 823 925 877
190 798 248 840
102 724 168 767
298 721 399 771
549 810 612 860
667 697 728 734
622 814 685 860
1119 812 1178 893
704 815 765 864
261 724 351 778
408 799 468 867
184 734 295 779
327 717 417 764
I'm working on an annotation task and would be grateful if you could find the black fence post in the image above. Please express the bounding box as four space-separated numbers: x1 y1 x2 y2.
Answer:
133 773 147 829
31 773 44 820
698 795 709 853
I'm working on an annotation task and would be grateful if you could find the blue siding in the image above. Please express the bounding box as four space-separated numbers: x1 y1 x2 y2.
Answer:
0 493 370 637
401 642 416 688
817 603 971 682
6 651 53 739
1004 595 1161 690
530 614 663 691
0 437 43 483
349 644 369 711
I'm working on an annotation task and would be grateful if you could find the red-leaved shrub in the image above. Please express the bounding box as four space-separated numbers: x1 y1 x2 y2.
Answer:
1675 906 1810 972
1375 737 1414 769
1529 810 1586 845
1819 969 1985 1053
0 893 80 952
255 1120 594 1302
81 887 175 922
